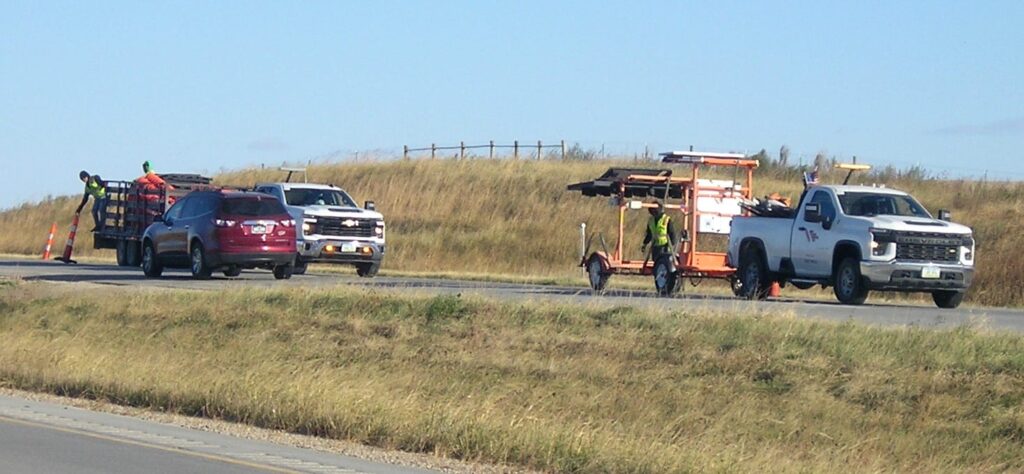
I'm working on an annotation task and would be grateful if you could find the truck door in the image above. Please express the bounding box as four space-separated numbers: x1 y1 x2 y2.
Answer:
791 190 840 277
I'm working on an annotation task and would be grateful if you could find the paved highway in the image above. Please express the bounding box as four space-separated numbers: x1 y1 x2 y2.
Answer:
2 259 1023 332
0 394 433 474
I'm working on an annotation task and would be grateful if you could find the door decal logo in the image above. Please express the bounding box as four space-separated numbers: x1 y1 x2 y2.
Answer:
804 228 819 242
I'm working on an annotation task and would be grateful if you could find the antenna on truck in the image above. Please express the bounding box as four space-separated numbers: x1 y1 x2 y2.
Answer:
280 167 308 183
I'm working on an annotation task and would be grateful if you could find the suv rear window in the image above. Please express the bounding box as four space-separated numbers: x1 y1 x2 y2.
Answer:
220 197 287 216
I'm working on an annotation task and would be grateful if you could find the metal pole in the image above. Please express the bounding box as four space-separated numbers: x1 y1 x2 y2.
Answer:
514 140 519 160
460 141 465 160
537 140 542 160
403 145 408 160
431 143 436 159
579 223 587 261
489 140 494 159
561 140 566 160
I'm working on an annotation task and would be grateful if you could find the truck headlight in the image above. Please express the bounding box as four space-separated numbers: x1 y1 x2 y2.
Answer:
870 228 895 257
374 221 385 236
962 235 975 261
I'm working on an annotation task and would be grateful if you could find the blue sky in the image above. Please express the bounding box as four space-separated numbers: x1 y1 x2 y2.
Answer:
2 1 1022 209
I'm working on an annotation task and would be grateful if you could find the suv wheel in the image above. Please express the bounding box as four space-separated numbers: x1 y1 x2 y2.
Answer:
356 262 379 278
273 263 293 280
142 242 163 278
833 257 869 305
737 248 770 300
932 290 964 309
223 266 242 277
190 243 212 280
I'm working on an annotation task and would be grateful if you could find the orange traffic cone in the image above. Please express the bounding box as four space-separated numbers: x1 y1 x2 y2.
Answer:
42 222 57 260
769 281 781 298
55 213 80 264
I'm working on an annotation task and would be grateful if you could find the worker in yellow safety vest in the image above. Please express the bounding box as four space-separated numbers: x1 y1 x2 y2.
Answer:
640 201 676 259
76 170 109 231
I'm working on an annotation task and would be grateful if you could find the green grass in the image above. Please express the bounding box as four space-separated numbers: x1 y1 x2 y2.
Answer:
2 282 1023 472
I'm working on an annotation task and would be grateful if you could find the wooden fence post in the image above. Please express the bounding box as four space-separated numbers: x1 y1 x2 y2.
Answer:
537 140 543 160
460 141 465 160
431 143 436 159
489 140 494 159
403 145 409 160
514 140 519 160
560 140 566 160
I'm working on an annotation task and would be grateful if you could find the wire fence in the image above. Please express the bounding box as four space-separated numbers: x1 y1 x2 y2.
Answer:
403 140 567 160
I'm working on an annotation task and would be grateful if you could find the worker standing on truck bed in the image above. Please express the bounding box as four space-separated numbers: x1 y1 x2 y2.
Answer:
641 201 676 259
76 170 108 231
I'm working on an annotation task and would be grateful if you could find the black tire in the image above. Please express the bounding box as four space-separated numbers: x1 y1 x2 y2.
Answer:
653 255 680 297
141 242 163 278
190 243 212 280
586 254 610 293
223 266 242 277
292 258 308 275
116 241 129 266
356 262 379 278
833 257 869 305
273 263 293 280
126 241 142 267
932 290 964 309
737 248 770 300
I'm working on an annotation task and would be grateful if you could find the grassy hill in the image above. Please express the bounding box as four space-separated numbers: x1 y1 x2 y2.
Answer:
1 157 1020 306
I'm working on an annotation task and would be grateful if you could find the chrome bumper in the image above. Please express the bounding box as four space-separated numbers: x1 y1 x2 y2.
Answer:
297 239 385 263
860 260 973 291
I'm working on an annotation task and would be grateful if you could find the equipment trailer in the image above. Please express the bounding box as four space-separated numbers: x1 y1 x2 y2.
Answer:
568 151 759 295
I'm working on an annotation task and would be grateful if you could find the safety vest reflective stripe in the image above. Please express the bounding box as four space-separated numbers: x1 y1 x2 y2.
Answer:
648 214 670 246
86 178 106 198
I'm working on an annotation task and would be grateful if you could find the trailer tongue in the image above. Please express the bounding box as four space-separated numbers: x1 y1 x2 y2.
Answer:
568 151 759 295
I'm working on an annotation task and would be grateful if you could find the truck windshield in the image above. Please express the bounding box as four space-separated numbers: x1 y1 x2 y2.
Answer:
837 192 931 218
221 197 287 216
285 188 356 207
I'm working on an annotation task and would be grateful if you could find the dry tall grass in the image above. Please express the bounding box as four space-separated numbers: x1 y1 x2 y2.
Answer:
1 158 1020 305
1 282 1023 473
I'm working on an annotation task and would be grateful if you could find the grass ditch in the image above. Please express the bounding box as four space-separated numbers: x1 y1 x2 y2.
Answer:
1 281 1023 472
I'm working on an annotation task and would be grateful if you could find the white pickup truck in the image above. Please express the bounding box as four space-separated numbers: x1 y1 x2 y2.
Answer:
254 182 385 277
727 185 975 308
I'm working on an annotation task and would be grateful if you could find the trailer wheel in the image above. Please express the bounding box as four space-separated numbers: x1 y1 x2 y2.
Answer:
587 254 610 293
653 256 680 297
116 241 129 266
141 242 163 278
190 243 212 280
932 290 964 309
356 262 379 278
737 248 770 300
126 241 142 267
833 257 869 305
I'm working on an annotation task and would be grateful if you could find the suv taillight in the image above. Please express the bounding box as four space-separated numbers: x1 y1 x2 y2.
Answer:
279 219 296 227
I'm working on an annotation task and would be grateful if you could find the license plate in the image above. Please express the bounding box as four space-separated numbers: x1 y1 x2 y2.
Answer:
251 225 267 234
341 243 357 253
921 266 941 279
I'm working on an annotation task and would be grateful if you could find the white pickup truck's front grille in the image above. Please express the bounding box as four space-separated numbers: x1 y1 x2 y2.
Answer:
314 217 376 238
894 232 961 262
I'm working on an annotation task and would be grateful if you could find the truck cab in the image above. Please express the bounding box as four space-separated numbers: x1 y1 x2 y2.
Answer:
254 182 385 277
728 185 975 308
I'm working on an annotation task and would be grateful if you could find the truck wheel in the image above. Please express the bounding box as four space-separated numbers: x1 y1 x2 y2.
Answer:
223 266 242 277
116 241 129 266
292 258 308 275
932 290 964 309
126 242 142 267
190 243 212 280
653 255 680 297
587 254 610 293
356 262 379 278
141 242 163 278
737 248 770 300
273 264 293 280
833 257 869 305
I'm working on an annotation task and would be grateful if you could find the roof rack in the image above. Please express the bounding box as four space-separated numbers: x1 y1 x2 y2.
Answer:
280 167 308 183
660 151 759 168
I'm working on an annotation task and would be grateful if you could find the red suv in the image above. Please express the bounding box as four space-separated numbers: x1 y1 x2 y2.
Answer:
141 191 297 279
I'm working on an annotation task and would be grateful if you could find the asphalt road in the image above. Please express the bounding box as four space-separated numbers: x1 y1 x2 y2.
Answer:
2 258 1023 332
0 394 433 474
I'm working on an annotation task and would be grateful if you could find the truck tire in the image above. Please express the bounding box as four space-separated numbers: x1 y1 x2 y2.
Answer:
833 257 869 305
141 242 163 278
653 255 680 297
586 254 610 293
273 264 293 280
126 242 142 267
292 257 308 275
223 266 242 277
932 290 964 309
116 241 129 266
190 243 212 280
356 262 379 278
737 248 770 300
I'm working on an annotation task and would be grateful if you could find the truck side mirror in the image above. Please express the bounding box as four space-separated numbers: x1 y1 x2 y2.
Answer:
938 209 952 221
804 203 821 223
364 201 376 211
